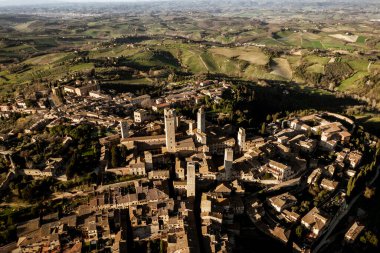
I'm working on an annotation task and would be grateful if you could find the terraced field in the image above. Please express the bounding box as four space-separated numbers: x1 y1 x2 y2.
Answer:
24 52 74 65
89 46 141 59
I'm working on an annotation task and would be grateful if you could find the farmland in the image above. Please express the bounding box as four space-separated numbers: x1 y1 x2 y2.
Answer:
0 2 379 133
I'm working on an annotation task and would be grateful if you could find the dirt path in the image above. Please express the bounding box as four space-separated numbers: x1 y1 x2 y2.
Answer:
199 55 210 71
368 61 372 72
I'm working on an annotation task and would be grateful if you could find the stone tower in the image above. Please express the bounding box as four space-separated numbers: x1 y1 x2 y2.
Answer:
144 151 153 171
164 108 176 152
237 127 246 152
187 162 196 197
120 120 129 139
188 120 195 135
224 148 234 180
197 107 206 133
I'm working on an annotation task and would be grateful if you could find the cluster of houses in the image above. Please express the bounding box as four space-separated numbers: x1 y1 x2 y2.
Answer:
245 113 370 252
0 79 235 252
14 180 195 253
0 77 373 253
200 181 245 252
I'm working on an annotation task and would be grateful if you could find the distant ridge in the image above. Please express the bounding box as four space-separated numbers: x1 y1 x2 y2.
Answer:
0 0 378 8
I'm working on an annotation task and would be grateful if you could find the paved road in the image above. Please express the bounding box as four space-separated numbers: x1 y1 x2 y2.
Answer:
267 177 301 192
52 190 87 200
96 179 145 192
51 178 147 200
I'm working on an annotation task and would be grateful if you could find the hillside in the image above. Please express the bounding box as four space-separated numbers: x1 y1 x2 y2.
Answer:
0 11 379 133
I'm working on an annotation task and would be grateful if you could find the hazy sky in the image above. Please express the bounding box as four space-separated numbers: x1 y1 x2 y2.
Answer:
0 0 162 6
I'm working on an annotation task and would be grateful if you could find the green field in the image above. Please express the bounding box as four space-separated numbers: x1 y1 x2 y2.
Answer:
0 11 378 120
302 40 323 49
307 64 325 74
356 36 366 44
338 72 368 91
347 59 369 72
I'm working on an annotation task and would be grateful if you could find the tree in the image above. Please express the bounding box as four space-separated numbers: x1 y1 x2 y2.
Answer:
66 152 77 179
314 190 328 206
347 176 356 197
266 114 272 122
364 187 376 199
221 89 234 101
111 146 119 168
291 206 299 212
7 214 13 226
260 123 266 135
295 225 303 238
272 113 279 122
361 231 379 247
160 239 164 253
204 95 210 107
367 231 379 247
119 146 128 167
300 201 310 213
89 68 96 77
